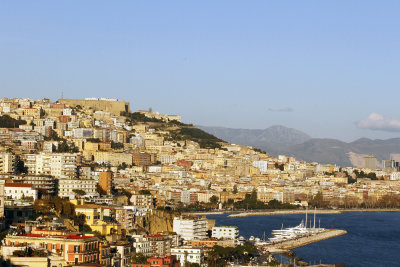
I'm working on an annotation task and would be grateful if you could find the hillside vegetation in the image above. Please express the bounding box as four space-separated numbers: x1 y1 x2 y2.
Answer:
0 115 27 128
122 111 225 149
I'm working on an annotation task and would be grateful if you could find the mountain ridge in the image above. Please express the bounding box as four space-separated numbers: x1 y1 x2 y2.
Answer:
197 125 400 167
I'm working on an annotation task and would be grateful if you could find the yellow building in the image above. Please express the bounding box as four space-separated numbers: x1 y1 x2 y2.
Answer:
84 142 99 152
75 204 122 236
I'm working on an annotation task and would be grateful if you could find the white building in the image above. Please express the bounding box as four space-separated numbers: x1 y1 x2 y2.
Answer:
0 152 15 173
4 183 38 201
159 154 177 165
252 160 268 173
73 128 93 138
170 247 204 266
0 180 5 218
131 235 151 257
43 118 55 128
43 141 58 153
23 153 77 179
62 108 73 116
58 179 97 198
148 166 162 173
390 172 400 180
173 216 208 241
211 226 239 240
67 121 79 129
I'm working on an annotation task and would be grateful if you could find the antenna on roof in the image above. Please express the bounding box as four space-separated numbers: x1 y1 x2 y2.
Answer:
61 91 64 99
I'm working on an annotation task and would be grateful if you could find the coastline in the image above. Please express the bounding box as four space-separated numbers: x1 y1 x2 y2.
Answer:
185 208 400 217
229 208 400 217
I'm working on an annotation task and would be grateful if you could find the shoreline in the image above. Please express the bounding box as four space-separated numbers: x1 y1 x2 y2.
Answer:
229 208 400 217
185 208 400 217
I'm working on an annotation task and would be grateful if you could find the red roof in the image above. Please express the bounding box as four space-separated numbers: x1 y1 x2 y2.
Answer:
19 233 93 240
5 183 33 188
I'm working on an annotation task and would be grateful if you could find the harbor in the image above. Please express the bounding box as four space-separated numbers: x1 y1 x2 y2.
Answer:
266 229 348 252
240 208 349 258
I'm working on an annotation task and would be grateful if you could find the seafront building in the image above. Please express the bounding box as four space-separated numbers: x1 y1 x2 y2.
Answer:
212 226 239 240
173 216 208 241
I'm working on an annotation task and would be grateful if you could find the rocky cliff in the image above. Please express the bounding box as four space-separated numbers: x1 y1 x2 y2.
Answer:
133 210 178 234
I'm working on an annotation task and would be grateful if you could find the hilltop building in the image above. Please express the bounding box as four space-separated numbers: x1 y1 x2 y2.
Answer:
58 98 130 116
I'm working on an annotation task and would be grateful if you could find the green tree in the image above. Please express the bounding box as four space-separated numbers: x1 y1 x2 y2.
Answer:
111 141 124 149
210 195 219 204
118 162 128 170
0 115 26 128
139 189 151 195
232 185 238 194
132 253 148 264
72 189 86 196
274 162 284 171
15 159 28 174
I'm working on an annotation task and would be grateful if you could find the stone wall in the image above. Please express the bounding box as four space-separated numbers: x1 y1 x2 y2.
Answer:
58 99 131 116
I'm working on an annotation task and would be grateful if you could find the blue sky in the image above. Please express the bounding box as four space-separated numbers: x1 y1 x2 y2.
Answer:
1 1 400 142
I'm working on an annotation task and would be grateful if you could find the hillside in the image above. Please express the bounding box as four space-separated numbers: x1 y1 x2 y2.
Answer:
122 112 226 149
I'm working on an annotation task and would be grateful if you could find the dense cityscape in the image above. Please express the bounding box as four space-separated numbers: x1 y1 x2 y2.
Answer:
0 97 398 266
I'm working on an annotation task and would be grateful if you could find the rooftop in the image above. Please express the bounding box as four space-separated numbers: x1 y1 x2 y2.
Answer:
10 233 95 240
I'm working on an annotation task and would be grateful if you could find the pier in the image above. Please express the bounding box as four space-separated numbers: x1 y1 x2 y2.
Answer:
266 229 347 252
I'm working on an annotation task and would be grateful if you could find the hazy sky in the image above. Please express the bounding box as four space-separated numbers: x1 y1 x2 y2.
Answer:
1 1 400 142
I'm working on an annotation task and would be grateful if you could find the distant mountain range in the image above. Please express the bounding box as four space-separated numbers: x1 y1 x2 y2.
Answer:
197 125 400 167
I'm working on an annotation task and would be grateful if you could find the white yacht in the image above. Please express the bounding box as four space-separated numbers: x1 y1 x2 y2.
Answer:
268 208 325 243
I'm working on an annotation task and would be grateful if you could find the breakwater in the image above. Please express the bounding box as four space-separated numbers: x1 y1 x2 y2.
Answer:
267 229 347 252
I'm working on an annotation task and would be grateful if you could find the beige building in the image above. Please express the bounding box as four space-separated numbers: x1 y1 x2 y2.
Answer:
58 179 97 198
0 180 4 218
130 194 155 208
23 153 77 179
0 152 15 173
94 152 133 166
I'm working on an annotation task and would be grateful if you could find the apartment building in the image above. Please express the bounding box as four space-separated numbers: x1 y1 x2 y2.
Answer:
0 180 4 218
173 216 208 241
23 153 77 179
58 179 97 198
132 234 152 256
145 234 172 256
3 233 99 265
110 241 131 267
94 151 133 166
211 226 239 240
130 193 155 208
170 247 204 266
4 183 37 201
0 152 15 173
132 255 180 267
132 152 153 166
1 174 57 196
99 171 112 195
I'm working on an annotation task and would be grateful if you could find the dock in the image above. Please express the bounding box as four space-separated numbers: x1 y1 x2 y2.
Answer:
266 229 347 252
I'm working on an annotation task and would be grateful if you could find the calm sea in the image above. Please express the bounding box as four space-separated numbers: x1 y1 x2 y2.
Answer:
206 212 400 267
